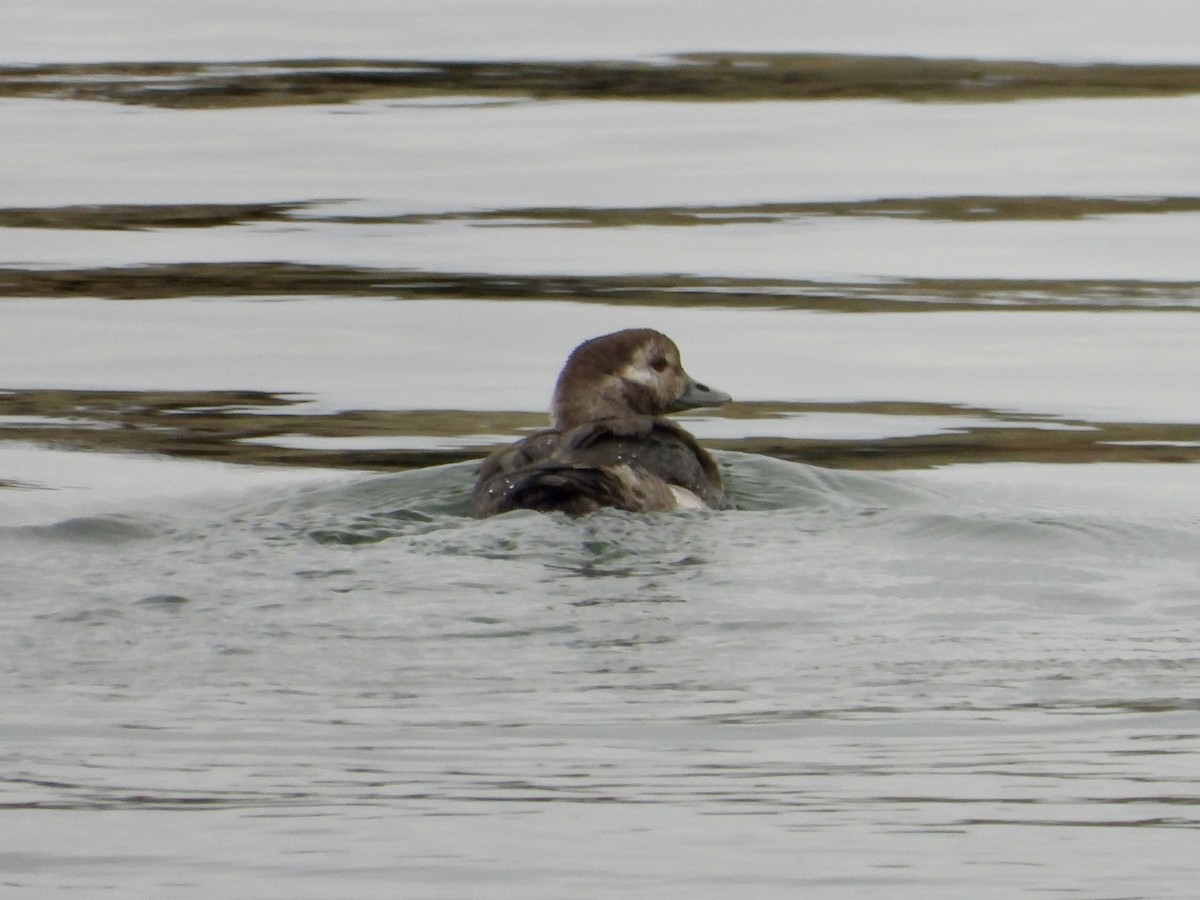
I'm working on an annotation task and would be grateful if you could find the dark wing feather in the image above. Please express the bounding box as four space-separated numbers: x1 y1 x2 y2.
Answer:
558 417 733 509
471 417 732 516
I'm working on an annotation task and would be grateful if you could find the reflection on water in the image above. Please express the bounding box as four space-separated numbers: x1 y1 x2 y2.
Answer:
8 194 1200 231
4 10 1200 898
5 389 1200 471
5 260 1200 312
5 54 1200 108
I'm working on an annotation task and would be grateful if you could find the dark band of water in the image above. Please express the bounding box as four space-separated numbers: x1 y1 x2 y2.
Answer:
5 54 1200 107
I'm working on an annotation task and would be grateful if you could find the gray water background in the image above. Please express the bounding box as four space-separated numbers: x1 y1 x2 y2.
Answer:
3 2 1200 897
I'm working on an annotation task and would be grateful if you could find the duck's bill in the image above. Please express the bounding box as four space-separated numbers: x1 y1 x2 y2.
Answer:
669 376 732 412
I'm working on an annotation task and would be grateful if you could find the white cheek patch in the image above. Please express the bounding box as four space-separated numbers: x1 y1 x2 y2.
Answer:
618 363 658 388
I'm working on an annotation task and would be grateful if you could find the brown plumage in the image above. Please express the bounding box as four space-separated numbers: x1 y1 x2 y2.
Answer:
472 328 734 517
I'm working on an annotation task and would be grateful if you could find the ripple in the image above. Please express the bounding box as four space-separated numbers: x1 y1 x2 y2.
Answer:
5 55 1200 108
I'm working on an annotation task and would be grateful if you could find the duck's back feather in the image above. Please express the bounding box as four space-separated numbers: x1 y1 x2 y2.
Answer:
471 416 732 517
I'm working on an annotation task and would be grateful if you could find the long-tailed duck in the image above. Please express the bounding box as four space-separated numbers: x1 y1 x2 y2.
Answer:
472 328 734 517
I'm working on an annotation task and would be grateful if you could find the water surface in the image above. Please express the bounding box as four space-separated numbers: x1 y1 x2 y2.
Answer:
3 2 1200 897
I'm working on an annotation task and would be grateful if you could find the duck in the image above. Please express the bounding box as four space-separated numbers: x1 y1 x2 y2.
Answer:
471 328 735 517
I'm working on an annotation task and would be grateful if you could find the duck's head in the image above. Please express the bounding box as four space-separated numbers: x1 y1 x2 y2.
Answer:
551 328 731 430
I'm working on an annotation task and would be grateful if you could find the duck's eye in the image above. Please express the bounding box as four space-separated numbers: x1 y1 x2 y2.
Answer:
650 356 669 372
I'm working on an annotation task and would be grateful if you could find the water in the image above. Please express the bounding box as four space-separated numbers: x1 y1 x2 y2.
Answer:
3 2 1200 896
4 458 1200 896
